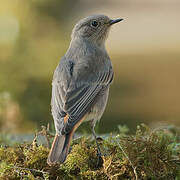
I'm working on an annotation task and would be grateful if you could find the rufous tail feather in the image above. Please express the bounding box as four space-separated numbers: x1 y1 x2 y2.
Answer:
47 133 72 165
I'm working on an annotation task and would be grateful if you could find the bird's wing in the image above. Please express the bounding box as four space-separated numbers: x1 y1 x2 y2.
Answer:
51 57 113 134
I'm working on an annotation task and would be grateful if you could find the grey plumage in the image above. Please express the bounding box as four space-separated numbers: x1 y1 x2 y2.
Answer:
47 14 123 165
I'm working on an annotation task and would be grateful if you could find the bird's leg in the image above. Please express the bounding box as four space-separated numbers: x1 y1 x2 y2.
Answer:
92 127 102 157
90 122 103 167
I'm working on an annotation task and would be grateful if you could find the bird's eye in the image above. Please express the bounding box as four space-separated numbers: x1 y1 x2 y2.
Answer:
91 20 99 27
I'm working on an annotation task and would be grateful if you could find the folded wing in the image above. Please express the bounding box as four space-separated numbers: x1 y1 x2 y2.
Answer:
51 58 113 135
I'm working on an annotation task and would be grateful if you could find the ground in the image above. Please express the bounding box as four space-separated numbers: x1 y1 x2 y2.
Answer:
0 124 180 180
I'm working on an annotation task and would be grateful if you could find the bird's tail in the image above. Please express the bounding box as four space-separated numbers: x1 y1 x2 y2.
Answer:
47 133 73 165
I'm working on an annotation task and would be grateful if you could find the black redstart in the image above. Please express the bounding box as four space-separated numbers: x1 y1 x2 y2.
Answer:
47 14 123 165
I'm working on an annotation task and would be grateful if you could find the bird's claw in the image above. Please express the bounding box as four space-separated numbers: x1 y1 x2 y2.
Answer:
95 148 103 168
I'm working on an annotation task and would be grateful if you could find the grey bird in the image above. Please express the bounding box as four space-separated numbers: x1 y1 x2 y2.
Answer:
47 14 123 165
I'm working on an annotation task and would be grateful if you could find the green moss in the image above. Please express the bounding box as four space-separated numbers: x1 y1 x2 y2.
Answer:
24 145 49 169
0 124 180 179
62 138 96 173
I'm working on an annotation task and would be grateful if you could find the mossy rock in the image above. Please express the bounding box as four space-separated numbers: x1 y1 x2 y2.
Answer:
0 124 180 180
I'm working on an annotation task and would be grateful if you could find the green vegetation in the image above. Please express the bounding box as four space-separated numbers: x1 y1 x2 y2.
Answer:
0 124 180 179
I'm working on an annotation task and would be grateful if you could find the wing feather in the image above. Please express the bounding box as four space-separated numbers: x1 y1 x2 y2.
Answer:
51 58 113 134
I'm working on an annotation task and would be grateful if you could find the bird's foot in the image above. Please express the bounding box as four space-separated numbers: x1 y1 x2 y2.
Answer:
96 152 103 168
95 146 103 168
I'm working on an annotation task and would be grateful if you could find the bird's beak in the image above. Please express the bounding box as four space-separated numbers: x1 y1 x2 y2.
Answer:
109 18 123 25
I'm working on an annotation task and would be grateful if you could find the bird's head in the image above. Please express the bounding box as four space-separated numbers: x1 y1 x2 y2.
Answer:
71 14 123 46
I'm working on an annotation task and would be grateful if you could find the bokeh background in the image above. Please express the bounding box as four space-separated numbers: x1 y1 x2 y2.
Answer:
0 0 180 134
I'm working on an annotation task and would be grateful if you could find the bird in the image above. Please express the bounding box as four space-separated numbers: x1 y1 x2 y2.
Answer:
47 14 123 165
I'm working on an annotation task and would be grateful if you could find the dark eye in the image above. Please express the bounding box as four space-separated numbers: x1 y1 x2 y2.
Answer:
91 20 99 27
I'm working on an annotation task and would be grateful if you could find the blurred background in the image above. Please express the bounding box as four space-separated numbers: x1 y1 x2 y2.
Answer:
0 0 180 134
